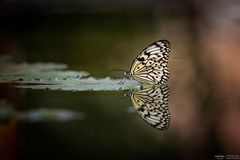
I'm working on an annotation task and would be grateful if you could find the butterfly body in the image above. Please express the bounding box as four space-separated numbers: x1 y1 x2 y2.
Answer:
123 71 132 80
125 40 171 85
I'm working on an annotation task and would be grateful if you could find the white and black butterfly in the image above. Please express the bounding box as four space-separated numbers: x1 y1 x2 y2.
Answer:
124 40 171 85
128 85 170 130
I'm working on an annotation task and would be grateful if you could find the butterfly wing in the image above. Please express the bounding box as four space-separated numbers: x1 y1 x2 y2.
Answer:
130 40 171 85
130 85 170 130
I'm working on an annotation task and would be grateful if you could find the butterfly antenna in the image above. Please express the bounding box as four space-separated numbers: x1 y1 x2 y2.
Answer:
110 90 131 101
107 68 128 85
108 69 128 73
111 96 126 102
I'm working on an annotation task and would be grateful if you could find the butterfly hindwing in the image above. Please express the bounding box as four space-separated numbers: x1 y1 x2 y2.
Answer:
130 40 171 85
130 85 170 130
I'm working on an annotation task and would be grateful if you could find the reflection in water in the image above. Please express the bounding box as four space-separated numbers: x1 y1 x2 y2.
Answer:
127 85 170 130
0 100 85 124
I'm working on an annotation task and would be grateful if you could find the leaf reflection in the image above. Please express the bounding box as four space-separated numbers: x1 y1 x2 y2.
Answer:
0 100 85 124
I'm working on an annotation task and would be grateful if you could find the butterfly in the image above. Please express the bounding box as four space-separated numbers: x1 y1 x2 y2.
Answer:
124 40 171 85
128 85 170 130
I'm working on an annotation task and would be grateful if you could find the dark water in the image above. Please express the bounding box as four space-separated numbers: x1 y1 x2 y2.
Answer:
1 1 240 160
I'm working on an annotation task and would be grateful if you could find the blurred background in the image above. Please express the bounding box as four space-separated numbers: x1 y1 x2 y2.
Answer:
0 0 240 160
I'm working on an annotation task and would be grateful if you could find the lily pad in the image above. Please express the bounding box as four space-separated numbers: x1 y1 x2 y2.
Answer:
0 62 89 83
0 57 140 91
16 77 141 91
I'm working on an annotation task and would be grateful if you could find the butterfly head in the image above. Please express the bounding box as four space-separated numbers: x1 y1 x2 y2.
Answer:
124 71 132 80
123 90 132 98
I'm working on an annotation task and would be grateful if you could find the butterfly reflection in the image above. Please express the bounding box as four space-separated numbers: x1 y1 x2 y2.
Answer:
127 85 170 130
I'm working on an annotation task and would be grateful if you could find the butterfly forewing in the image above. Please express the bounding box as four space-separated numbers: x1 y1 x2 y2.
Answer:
130 85 170 130
130 40 171 85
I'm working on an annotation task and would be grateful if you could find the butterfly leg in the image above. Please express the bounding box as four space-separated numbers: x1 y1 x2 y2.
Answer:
118 78 126 85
